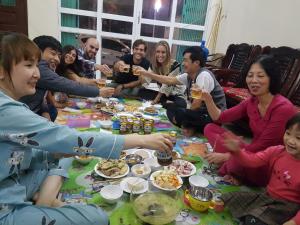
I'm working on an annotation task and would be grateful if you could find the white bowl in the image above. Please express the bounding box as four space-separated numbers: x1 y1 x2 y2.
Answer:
109 97 119 103
153 104 163 110
189 175 209 188
115 104 125 111
76 102 87 109
132 149 152 159
144 158 161 171
99 120 112 129
131 164 151 178
100 185 123 204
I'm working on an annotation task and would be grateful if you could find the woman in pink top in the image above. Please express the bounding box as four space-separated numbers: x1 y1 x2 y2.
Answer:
221 113 300 225
202 55 297 186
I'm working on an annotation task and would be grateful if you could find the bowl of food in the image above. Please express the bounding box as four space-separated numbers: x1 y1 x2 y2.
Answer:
125 154 143 167
74 155 93 165
99 120 112 129
133 192 180 225
100 185 123 204
115 104 125 111
153 104 163 110
131 164 151 178
184 186 213 212
150 170 183 191
144 106 158 115
76 101 87 109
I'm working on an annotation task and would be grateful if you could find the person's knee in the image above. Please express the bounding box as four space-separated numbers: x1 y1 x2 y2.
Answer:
203 123 220 137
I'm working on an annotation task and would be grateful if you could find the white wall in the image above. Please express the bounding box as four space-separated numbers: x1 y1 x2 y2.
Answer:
27 0 60 39
215 0 300 53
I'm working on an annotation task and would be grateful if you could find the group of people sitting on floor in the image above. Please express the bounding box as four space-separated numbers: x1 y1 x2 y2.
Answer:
0 32 299 225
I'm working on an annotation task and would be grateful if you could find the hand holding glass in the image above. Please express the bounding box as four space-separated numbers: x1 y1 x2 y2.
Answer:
191 84 202 99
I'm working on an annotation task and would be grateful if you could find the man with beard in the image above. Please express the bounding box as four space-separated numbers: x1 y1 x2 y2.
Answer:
77 36 112 79
109 39 150 97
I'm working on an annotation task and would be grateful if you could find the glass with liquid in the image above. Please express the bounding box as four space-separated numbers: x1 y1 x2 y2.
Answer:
97 79 106 88
132 65 141 76
191 84 202 99
157 151 173 166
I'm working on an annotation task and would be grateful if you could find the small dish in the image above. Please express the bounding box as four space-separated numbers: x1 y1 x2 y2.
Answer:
131 164 151 178
132 149 152 159
120 177 148 194
108 97 119 103
115 104 125 111
189 175 209 188
100 185 123 204
153 104 163 110
74 155 93 165
125 154 143 167
94 162 129 179
99 120 112 129
76 102 87 109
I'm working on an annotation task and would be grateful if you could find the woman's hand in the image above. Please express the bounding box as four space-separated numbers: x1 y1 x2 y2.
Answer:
141 133 173 152
204 152 230 164
283 220 296 225
99 87 115 98
223 132 242 153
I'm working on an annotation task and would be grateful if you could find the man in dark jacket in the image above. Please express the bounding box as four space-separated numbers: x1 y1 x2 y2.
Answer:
21 35 114 121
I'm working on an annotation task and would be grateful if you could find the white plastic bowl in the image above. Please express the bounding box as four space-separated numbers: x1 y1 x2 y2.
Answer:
76 102 87 109
153 104 163 110
131 164 151 178
115 104 125 111
100 185 123 204
99 120 112 129
189 175 209 188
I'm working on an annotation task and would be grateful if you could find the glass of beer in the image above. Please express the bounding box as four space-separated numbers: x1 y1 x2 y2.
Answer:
97 78 106 88
132 65 141 76
121 64 130 73
104 69 113 77
191 84 202 99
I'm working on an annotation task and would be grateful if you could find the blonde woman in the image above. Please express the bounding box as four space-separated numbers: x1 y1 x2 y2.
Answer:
140 40 186 108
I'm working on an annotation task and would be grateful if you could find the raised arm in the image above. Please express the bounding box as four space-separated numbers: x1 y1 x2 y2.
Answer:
139 69 181 86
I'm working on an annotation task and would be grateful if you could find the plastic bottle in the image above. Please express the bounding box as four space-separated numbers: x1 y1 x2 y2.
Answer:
200 40 209 62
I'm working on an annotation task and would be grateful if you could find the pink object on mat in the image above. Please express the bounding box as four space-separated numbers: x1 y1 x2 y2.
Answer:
67 116 91 128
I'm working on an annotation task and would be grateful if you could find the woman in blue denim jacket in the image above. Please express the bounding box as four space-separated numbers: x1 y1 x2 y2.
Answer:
0 33 173 225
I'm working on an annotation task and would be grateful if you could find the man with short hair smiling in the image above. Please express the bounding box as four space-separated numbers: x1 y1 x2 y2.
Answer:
21 35 114 121
77 36 111 79
109 39 150 97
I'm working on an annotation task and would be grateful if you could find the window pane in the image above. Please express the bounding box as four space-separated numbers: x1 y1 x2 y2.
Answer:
176 0 208 25
101 38 131 66
61 32 79 47
0 0 16 6
142 0 172 21
141 24 169 39
102 19 132 35
173 28 203 42
61 14 96 30
61 0 97 11
103 0 134 16
171 44 189 64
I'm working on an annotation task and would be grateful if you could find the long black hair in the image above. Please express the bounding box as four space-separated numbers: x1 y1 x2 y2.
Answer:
56 45 80 76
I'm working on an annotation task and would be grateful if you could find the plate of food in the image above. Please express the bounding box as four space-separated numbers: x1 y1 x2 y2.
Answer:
100 106 117 115
94 159 129 179
120 177 148 194
167 159 196 177
150 170 183 191
143 106 159 116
